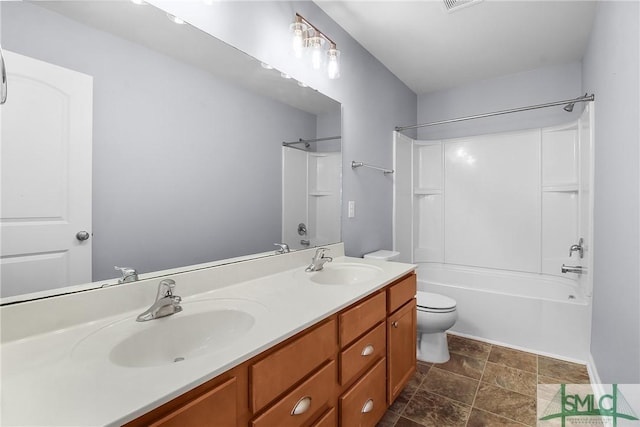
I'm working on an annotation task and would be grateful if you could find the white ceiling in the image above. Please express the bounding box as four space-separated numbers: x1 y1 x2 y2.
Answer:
315 0 597 94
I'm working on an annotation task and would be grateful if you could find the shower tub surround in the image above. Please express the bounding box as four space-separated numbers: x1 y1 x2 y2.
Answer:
394 108 594 362
0 243 416 426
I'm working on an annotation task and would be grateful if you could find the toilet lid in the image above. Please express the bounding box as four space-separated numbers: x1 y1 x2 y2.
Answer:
417 292 456 310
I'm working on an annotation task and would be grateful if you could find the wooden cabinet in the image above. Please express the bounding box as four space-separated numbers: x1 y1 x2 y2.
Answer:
126 272 416 427
250 318 337 412
339 357 387 427
125 369 245 427
338 291 386 347
387 299 417 403
339 322 385 385
251 361 336 427
386 274 417 404
149 377 237 427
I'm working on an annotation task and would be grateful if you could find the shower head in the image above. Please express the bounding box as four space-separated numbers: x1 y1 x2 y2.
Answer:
563 102 575 112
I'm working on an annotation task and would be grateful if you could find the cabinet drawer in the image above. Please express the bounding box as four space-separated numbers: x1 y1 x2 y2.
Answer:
339 322 385 385
149 377 236 427
339 357 387 427
311 407 336 427
251 361 336 427
250 318 336 412
339 292 386 347
387 273 416 314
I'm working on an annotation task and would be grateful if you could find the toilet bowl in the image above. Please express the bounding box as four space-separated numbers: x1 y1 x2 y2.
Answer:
416 291 458 363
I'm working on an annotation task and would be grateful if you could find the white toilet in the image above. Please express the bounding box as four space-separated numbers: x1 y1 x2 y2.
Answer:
362 250 458 364
416 291 458 363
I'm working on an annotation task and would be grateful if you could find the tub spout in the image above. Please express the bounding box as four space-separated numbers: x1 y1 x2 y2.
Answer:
561 264 583 274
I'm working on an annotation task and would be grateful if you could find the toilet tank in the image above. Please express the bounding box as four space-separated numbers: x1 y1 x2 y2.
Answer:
363 250 400 261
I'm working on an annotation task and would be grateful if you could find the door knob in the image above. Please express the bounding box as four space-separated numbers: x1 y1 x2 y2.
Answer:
76 231 90 241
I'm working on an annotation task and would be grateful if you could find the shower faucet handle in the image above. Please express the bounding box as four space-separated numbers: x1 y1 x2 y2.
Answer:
568 238 584 258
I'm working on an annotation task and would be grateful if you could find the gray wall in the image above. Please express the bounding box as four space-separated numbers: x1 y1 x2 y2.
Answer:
153 1 418 258
2 2 318 281
582 0 640 383
416 62 583 140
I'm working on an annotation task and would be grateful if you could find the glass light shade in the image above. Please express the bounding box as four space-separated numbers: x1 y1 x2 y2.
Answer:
290 22 306 58
327 48 340 79
309 37 325 70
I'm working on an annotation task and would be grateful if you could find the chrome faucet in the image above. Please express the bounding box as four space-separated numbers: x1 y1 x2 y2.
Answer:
305 248 333 272
115 266 138 284
274 243 290 254
561 264 583 274
569 238 584 258
136 279 182 322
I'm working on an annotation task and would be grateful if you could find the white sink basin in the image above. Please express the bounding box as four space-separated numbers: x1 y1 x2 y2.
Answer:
71 298 267 368
308 263 384 285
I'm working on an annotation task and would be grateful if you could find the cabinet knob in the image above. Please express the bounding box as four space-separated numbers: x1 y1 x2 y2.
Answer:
291 396 312 415
392 321 399 328
361 399 374 413
361 344 374 356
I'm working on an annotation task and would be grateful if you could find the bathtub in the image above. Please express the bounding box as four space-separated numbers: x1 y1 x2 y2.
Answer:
416 263 591 362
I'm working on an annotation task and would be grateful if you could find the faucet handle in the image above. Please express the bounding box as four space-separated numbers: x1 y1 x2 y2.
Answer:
114 266 138 284
274 243 290 254
157 279 176 299
314 247 330 258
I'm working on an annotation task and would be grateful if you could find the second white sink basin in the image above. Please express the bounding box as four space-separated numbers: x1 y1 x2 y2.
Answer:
309 263 384 285
71 298 267 368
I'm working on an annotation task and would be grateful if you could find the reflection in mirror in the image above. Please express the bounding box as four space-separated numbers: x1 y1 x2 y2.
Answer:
282 134 342 251
0 1 342 302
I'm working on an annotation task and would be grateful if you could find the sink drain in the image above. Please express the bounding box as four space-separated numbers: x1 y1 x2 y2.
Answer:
174 357 185 363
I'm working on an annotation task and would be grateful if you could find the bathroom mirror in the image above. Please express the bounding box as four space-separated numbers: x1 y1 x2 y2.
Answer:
0 1 342 302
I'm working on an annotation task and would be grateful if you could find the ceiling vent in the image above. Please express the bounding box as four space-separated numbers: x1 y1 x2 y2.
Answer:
443 0 483 13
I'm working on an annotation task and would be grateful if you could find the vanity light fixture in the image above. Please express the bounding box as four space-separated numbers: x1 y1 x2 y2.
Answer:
290 13 340 79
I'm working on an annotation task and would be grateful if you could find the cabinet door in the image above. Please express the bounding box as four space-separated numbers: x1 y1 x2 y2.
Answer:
149 377 236 427
387 299 417 404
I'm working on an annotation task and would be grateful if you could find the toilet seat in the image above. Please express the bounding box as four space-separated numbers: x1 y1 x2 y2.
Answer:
417 291 456 313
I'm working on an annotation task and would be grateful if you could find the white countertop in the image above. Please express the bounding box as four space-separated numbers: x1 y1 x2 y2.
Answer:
1 247 415 426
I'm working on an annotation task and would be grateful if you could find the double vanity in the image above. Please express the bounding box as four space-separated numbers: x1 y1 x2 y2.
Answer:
1 243 416 426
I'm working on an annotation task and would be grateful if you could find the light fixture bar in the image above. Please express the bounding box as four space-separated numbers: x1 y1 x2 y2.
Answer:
295 13 336 49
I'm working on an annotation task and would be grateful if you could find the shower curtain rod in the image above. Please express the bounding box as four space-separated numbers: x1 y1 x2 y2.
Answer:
395 94 595 132
282 135 341 146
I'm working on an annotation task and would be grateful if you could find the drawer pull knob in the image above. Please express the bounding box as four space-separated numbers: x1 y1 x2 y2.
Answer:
361 399 374 413
361 344 374 356
291 396 312 415
392 321 399 328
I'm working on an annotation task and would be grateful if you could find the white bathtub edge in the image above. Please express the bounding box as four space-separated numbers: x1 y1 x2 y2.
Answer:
447 331 588 365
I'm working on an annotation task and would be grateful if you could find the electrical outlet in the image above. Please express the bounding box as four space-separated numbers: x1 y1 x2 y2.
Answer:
348 200 355 218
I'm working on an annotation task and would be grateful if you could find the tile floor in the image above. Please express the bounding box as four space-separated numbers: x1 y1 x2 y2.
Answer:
377 334 591 427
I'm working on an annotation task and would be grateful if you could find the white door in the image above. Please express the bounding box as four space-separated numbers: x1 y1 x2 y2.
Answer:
1 50 93 298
